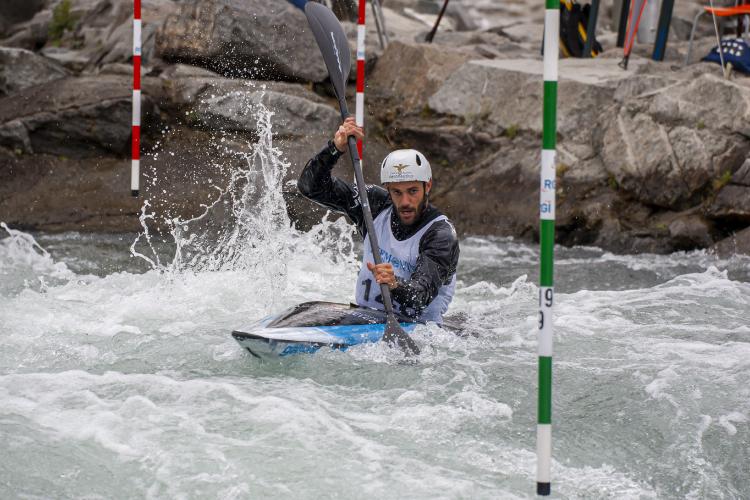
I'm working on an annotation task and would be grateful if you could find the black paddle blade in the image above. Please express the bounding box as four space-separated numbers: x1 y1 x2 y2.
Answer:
383 315 420 356
304 2 351 103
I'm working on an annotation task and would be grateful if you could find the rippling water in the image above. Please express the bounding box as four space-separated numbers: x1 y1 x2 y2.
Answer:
1 103 749 499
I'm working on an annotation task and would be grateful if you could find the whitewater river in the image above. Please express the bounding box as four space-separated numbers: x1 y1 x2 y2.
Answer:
2 224 749 499
2 104 749 499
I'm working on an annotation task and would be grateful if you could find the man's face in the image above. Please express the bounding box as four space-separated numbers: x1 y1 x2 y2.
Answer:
387 180 432 226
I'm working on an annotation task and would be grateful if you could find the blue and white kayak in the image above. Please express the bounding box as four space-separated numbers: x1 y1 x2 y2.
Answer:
232 301 419 359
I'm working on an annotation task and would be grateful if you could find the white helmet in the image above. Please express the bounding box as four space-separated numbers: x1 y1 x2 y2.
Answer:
380 149 432 184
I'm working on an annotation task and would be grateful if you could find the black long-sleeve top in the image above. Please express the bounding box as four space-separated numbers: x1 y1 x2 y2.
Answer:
297 141 459 317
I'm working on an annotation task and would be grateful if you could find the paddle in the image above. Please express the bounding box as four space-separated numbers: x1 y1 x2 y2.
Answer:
304 2 420 356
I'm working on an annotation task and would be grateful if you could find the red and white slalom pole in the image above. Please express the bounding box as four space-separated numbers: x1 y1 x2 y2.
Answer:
356 0 366 160
132 0 142 196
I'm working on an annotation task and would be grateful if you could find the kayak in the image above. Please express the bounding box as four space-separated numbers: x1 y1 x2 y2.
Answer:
231 301 419 359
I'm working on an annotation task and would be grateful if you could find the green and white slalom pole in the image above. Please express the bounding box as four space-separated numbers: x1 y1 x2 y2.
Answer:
537 0 558 496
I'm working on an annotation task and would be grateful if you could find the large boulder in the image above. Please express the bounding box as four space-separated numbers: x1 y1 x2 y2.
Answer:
369 40 476 116
155 0 328 82
428 57 631 142
601 113 748 209
0 75 157 157
151 65 339 138
189 81 339 139
0 47 68 96
72 0 177 68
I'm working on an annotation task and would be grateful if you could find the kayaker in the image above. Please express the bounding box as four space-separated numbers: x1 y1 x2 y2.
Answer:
298 117 459 324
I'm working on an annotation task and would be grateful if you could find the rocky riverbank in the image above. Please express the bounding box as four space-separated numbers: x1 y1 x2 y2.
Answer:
1 0 749 254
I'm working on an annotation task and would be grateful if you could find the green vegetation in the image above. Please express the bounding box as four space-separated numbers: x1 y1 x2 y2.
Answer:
608 173 619 191
49 0 77 44
712 170 732 192
556 163 569 177
420 105 434 119
504 124 518 140
696 120 705 130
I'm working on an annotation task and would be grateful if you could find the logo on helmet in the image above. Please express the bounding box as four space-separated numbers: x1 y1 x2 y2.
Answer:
393 163 409 173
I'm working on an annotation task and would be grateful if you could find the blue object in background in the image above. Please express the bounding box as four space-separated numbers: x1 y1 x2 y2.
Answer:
704 38 750 74
287 0 307 10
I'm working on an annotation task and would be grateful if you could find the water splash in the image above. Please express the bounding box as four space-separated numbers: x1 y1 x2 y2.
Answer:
0 222 76 295
129 95 357 310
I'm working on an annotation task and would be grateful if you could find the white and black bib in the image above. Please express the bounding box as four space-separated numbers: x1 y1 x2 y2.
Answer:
354 207 456 324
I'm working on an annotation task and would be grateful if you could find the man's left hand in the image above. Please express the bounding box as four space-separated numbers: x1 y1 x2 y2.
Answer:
367 262 398 290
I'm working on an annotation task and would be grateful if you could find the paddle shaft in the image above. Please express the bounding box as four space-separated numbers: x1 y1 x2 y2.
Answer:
337 106 398 318
304 1 418 354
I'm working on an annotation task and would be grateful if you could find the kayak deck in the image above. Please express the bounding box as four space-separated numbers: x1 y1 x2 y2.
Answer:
232 301 419 359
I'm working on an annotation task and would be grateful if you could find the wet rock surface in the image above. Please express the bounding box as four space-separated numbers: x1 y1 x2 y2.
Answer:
155 0 327 81
0 47 69 96
0 0 748 255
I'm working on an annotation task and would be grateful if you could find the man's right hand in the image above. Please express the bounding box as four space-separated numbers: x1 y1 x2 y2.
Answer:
333 116 364 152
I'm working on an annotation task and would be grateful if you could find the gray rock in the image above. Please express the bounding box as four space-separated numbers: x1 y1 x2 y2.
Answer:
428 57 630 153
0 127 243 233
433 136 539 238
155 0 328 82
0 0 46 39
648 73 750 136
667 213 715 249
1 8 53 50
708 185 750 224
194 86 339 138
153 69 338 139
369 41 474 115
0 75 157 157
0 47 68 96
79 0 178 68
0 120 32 153
38 46 91 73
731 158 750 187
601 108 748 210
712 226 750 257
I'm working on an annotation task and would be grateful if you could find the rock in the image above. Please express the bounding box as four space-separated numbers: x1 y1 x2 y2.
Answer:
427 30 528 59
730 158 750 186
155 0 328 82
39 46 92 73
0 75 158 157
667 213 715 250
602 115 748 209
712 226 750 257
648 73 750 137
432 136 539 238
445 2 479 31
369 40 475 115
708 185 750 224
0 0 46 37
0 127 245 232
194 84 339 139
0 47 69 96
152 67 339 138
428 57 629 143
78 0 179 68
1 8 53 50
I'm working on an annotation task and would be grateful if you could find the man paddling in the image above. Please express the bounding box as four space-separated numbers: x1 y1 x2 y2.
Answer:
298 117 459 324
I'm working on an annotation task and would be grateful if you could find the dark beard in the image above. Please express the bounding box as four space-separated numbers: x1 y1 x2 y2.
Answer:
397 194 428 226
